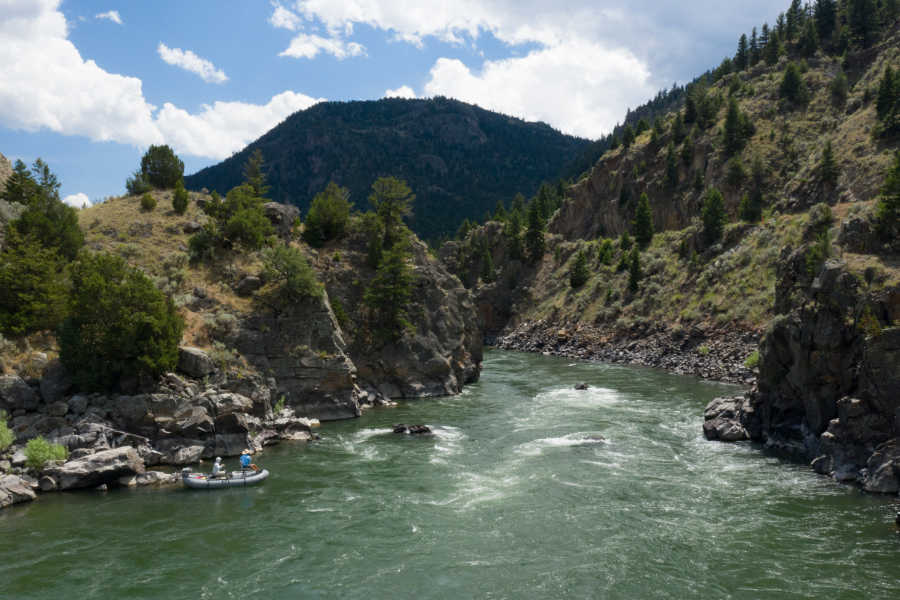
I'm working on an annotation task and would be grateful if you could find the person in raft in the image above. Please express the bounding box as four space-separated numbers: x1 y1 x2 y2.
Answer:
211 457 226 478
240 449 259 472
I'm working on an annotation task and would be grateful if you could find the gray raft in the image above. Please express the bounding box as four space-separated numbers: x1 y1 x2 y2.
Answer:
181 468 269 489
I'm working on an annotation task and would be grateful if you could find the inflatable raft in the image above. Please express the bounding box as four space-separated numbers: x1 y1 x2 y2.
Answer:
181 468 269 489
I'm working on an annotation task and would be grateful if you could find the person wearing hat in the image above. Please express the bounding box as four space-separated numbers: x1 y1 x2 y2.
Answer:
211 457 226 479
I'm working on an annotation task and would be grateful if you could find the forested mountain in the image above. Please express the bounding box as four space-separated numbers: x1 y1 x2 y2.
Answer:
185 97 590 240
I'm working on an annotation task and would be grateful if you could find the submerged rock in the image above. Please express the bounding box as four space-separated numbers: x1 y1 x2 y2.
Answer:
393 424 432 435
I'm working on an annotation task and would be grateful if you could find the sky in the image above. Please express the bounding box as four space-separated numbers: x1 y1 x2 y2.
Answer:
0 0 788 207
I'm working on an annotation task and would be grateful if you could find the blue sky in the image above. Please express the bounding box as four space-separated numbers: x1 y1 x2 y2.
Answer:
0 0 787 207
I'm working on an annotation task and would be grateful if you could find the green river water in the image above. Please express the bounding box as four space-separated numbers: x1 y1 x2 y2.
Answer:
2 350 898 599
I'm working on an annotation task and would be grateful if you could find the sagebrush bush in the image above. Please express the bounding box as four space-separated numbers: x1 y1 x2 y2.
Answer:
0 411 14 452
24 436 67 471
140 192 156 211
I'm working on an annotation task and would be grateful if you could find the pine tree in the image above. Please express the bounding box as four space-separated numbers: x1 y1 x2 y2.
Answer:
505 210 524 260
622 124 636 148
681 134 694 166
569 249 590 288
701 188 726 246
765 31 782 66
684 92 698 124
304 182 353 247
723 98 748 156
786 0 804 40
665 143 679 190
369 176 414 247
456 218 473 240
848 0 877 47
172 179 189 215
875 150 900 238
619 230 633 252
242 149 269 197
830 70 849 106
671 112 686 144
820 140 839 186
760 23 771 49
525 201 545 264
480 240 495 283
814 0 837 43
633 193 654 248
750 27 760 66
876 66 896 120
799 19 819 56
627 247 642 293
493 198 507 221
735 34 749 71
511 193 526 215
363 239 415 341
780 62 808 105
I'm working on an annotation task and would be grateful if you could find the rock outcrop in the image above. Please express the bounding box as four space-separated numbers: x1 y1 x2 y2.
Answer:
0 474 36 508
43 447 145 491
704 223 900 493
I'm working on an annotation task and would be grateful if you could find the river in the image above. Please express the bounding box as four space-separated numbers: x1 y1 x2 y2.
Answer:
1 350 898 599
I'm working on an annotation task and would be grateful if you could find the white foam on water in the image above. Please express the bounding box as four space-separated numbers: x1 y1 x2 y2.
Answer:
306 507 335 513
455 472 522 509
514 432 608 457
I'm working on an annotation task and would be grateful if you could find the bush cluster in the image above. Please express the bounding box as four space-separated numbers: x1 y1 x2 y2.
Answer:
24 437 67 471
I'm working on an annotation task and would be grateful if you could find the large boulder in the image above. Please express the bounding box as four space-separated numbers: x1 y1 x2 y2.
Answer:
0 375 38 412
39 360 72 405
178 347 216 378
263 202 300 240
0 474 37 509
43 447 145 491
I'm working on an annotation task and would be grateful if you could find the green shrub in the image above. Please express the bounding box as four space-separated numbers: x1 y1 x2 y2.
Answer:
701 188 726 246
172 179 188 215
698 345 711 356
743 350 760 369
875 151 900 239
262 245 323 303
140 192 156 211
780 62 809 105
303 182 353 247
0 411 13 452
633 193 654 249
59 252 184 391
569 249 590 288
24 436 67 471
140 145 184 189
125 170 152 196
0 231 68 337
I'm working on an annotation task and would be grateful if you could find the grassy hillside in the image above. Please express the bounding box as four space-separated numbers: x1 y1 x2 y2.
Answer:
185 97 590 241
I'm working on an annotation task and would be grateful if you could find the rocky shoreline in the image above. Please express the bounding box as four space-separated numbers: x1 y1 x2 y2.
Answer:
0 345 332 510
496 320 759 384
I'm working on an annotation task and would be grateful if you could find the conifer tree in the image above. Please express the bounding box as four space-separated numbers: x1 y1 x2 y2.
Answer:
569 249 590 289
480 240 495 283
701 188 726 246
750 27 760 66
242 149 269 197
671 113 686 144
505 210 524 260
369 176 414 247
875 150 900 238
780 62 808 105
815 0 837 43
456 218 473 240
525 201 545 264
681 134 694 166
876 66 896 120
172 179 189 215
494 198 507 221
848 0 877 47
511 192 526 216
665 143 679 190
627 246 642 293
363 239 415 341
622 124 636 149
633 193 654 248
786 0 804 40
830 70 849 106
619 229 633 252
684 92 698 124
799 19 819 56
820 140 839 186
735 34 749 71
765 31 781 66
760 23 771 49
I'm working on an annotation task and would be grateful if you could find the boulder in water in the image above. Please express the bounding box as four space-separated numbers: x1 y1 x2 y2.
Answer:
393 424 432 435
574 383 589 390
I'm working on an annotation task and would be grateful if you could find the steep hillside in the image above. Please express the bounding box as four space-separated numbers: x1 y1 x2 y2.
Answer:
185 97 590 240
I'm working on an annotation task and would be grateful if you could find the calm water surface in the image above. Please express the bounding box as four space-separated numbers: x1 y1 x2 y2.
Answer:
2 350 898 599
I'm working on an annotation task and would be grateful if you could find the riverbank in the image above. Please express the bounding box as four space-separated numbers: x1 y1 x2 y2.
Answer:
496 320 758 384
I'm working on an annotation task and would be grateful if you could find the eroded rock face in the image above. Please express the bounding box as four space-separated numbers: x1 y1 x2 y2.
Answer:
0 375 38 412
228 294 362 421
44 447 145 491
0 475 36 508
705 248 900 493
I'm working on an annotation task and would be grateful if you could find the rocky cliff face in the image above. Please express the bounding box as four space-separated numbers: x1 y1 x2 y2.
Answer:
313 225 483 399
0 151 23 250
704 209 900 493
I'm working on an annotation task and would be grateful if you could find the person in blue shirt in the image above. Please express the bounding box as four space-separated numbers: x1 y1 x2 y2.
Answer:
240 449 260 473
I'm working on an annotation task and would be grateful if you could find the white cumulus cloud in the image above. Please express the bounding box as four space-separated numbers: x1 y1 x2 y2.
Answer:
0 0 324 160
424 41 653 139
270 3 302 30
157 43 228 84
279 33 366 60
155 91 323 160
63 192 90 208
95 10 122 25
384 85 416 99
